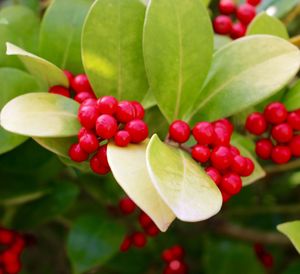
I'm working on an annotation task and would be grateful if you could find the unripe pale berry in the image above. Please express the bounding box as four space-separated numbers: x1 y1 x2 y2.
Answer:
271 145 291 164
271 123 293 143
75 92 95 104
245 112 267 135
287 111 300 130
115 101 136 123
49 86 70 98
69 143 89 162
236 4 256 25
213 15 232 35
114 130 131 147
205 167 222 186
79 132 99 153
211 146 233 170
119 197 136 215
192 122 215 145
264 102 288 124
78 105 99 129
219 0 236 15
192 145 210 163
220 173 242 195
71 74 92 93
132 232 147 248
97 96 118 115
131 101 145 120
96 114 118 139
289 135 300 157
169 120 190 143
125 120 149 143
255 139 273 160
230 22 247 39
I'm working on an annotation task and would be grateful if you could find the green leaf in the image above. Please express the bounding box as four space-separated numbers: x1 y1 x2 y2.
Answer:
6 43 68 88
191 35 300 122
107 140 175 231
142 89 156 109
67 215 125 273
82 0 148 100
282 80 300 111
0 127 27 155
143 0 213 122
146 135 222 222
214 34 232 51
246 13 289 39
231 133 266 186
259 0 299 18
39 0 93 74
277 221 300 254
1 92 80 137
0 5 40 69
59 156 91 173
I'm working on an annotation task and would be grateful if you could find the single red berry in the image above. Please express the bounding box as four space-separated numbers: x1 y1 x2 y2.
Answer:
78 127 93 140
90 155 110 175
0 228 15 245
71 74 92 93
271 145 291 164
69 143 89 162
192 122 215 145
125 120 149 143
213 119 234 134
236 4 256 25
219 0 236 15
64 70 73 87
255 139 273 160
81 98 97 107
139 212 153 228
240 158 255 177
287 111 300 130
171 245 185 260
222 191 232 203
132 232 147 248
120 235 132 252
131 101 145 120
230 22 247 39
261 253 273 269
115 101 136 123
79 132 99 153
289 135 300 157
246 0 261 6
271 123 293 143
97 96 118 115
220 173 242 195
169 120 190 143
232 155 247 175
167 260 187 274
213 125 231 146
49 85 70 98
78 105 99 129
4 259 22 274
96 114 118 139
162 249 174 263
191 145 211 163
145 224 160 237
264 102 288 124
119 197 136 215
1 250 18 265
213 15 232 35
229 145 240 157
245 112 267 135
114 130 131 147
211 146 233 170
74 92 95 104
205 167 222 185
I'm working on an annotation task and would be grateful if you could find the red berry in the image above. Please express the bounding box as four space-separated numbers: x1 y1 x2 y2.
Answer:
125 120 149 143
205 167 222 185
132 232 147 248
49 85 70 98
255 139 273 160
145 224 160 237
246 0 261 6
119 197 136 215
213 125 231 146
81 98 97 107
131 101 145 120
1 250 18 264
222 191 232 203
78 127 93 140
0 228 14 245
220 173 242 195
191 145 211 163
213 119 234 134
230 22 246 39
171 245 185 260
64 70 73 86
192 122 214 145
120 235 132 252
71 74 92 93
289 135 300 157
90 145 110 175
96 114 118 139
97 96 118 115
261 254 273 269
232 155 247 175
115 101 136 123
229 145 240 157
213 15 232 35
10 236 25 254
271 146 291 164
162 249 174 263
241 158 255 177
75 92 95 104
138 212 153 228
287 111 300 130
114 130 131 147
271 123 293 143
245 112 267 135
69 143 89 162
264 102 288 124
236 4 256 25
211 146 233 170
4 259 21 274
253 243 265 256
167 260 187 274
78 105 99 129
169 120 190 143
219 0 236 15
79 132 99 153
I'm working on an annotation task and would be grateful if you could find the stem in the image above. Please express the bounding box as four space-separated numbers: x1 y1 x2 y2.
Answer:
290 35 300 48
283 3 300 25
264 158 300 174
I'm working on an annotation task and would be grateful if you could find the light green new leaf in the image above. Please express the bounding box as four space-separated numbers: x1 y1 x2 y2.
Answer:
247 13 289 39
214 34 232 51
82 0 148 100
107 140 175 231
231 133 266 186
146 135 222 222
0 93 80 137
277 221 300 254
39 0 93 74
0 127 27 155
282 80 300 111
143 0 213 123
6 43 68 88
191 35 300 122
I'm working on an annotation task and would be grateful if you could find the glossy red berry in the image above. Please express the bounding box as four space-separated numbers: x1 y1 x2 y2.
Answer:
165 260 187 274
287 111 300 130
64 70 73 86
289 135 300 157
230 22 247 39
205 167 222 186
69 143 89 162
264 102 288 124
222 191 232 203
169 120 190 143
232 155 247 175
0 228 14 245
241 158 255 177
71 74 92 93
219 0 236 15
97 96 118 115
119 197 136 215
255 138 273 160
139 212 153 228
81 98 97 107
145 224 160 237
115 101 136 123
125 120 149 143
90 145 110 175
211 146 233 170
220 173 242 195
191 145 210 163
213 119 234 134
271 123 293 143
246 0 261 6
229 145 240 157
271 145 291 164
213 125 231 146
236 4 256 25
79 132 99 153
245 112 267 135
131 101 145 120
96 114 118 139
192 122 214 145
114 130 131 147
49 85 70 98
213 15 232 35
74 92 95 104
162 249 174 263
171 245 185 260
120 235 132 252
78 127 93 140
78 105 99 129
132 232 147 248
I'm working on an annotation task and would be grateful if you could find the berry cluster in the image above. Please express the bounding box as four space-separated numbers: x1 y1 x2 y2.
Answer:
169 119 254 202
213 0 260 39
246 102 300 165
162 245 188 274
119 197 160 252
0 228 25 274
253 243 274 269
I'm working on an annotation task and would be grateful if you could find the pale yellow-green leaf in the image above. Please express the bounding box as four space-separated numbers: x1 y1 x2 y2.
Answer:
277 221 300 254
